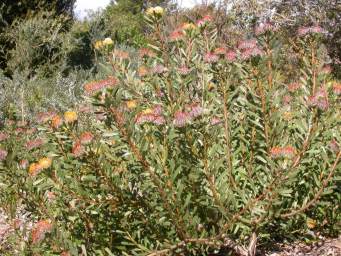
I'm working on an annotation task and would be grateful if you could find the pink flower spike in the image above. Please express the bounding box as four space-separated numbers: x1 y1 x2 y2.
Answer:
204 52 219 63
173 111 190 127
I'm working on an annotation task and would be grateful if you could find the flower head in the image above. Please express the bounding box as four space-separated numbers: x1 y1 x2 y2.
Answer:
270 146 295 159
72 140 84 157
255 22 275 35
204 52 219 63
126 100 137 109
0 149 8 161
19 159 29 169
178 66 191 76
94 40 104 50
103 37 113 46
287 82 301 92
64 111 78 123
138 66 150 77
332 82 341 95
28 163 43 177
298 26 326 37
0 132 8 142
38 157 52 169
80 132 94 145
25 138 45 151
146 6 164 17
31 220 53 244
139 48 156 58
84 77 117 95
51 115 63 129
173 111 190 127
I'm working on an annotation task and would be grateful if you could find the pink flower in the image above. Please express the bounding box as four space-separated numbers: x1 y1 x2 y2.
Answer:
321 65 332 74
210 117 222 125
0 132 8 142
307 88 329 110
204 52 219 63
152 64 167 74
25 138 44 151
282 95 292 105
0 149 8 161
298 26 325 37
255 22 275 35
79 132 94 145
196 15 212 27
188 103 204 119
84 77 117 95
173 111 190 127
329 139 339 153
238 39 257 50
178 66 191 75
241 47 264 60
225 50 237 62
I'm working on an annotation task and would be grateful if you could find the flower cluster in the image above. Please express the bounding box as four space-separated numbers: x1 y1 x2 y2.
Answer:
94 37 113 50
238 39 264 60
25 138 45 151
84 77 118 95
270 146 296 159
136 105 165 125
255 22 276 35
196 15 212 27
146 6 164 17
31 219 53 244
0 148 8 161
0 132 8 142
307 88 329 110
173 103 204 127
298 26 326 37
28 157 52 177
333 82 341 95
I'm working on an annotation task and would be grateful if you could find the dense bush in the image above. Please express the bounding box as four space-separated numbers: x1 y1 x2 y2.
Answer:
0 5 340 256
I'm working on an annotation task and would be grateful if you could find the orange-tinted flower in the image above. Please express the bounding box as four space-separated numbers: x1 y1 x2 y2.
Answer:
113 49 129 59
333 82 341 95
28 163 43 177
126 100 137 109
72 140 84 157
51 115 63 129
138 66 149 77
80 132 94 145
19 159 29 169
64 111 77 123
31 219 52 244
84 77 117 95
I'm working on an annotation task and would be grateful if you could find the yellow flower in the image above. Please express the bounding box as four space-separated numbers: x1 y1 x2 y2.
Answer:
38 157 52 169
103 37 113 46
182 23 196 31
126 100 137 109
94 40 104 50
142 108 153 114
64 111 77 123
153 6 164 15
306 218 317 229
146 6 164 17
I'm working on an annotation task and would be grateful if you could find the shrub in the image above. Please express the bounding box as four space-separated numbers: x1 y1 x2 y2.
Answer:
0 7 340 256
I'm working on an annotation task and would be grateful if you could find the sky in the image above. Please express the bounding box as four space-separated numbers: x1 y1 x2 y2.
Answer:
74 0 199 19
